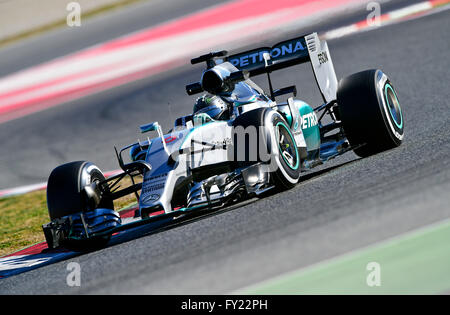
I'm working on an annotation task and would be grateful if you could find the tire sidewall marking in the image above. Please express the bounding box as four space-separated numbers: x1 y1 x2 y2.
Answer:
265 111 300 184
376 71 404 142
276 121 300 171
384 83 403 129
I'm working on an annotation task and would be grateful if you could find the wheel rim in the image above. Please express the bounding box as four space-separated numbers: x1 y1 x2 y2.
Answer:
385 83 403 129
276 122 299 170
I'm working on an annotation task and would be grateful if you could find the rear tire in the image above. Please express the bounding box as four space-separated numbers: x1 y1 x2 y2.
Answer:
337 69 404 157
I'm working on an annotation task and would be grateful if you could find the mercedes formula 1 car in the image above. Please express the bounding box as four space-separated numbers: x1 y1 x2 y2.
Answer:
42 33 404 249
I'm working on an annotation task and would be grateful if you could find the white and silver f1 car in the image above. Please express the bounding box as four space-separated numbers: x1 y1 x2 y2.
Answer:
43 33 404 249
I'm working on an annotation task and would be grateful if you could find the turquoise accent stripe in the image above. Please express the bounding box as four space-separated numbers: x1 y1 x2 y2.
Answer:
234 95 257 106
276 122 299 170
385 83 403 129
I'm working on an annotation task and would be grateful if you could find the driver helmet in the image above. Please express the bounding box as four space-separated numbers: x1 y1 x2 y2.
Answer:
193 95 227 120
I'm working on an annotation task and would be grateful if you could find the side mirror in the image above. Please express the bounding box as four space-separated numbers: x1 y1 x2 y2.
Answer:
140 122 159 133
139 122 169 154
186 82 204 95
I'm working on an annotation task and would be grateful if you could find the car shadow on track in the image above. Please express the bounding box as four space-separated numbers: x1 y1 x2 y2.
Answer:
300 158 361 182
40 157 361 259
0 157 363 279
104 157 362 250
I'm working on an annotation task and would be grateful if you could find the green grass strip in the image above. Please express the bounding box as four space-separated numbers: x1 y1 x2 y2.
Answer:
240 220 450 295
0 0 146 48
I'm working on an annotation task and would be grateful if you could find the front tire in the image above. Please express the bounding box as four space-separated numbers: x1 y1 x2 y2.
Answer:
232 108 300 190
47 161 114 220
267 111 301 189
337 69 404 157
46 161 114 249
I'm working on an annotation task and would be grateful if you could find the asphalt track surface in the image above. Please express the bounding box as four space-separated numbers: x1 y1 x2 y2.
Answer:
0 0 426 190
1 2 450 293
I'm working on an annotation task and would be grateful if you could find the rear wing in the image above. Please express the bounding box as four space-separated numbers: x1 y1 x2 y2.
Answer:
226 36 310 75
188 33 338 103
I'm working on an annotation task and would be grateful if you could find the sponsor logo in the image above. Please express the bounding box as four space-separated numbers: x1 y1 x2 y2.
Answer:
144 173 167 181
229 39 307 69
164 135 177 144
142 183 165 194
141 173 167 197
301 112 318 129
142 193 161 203
211 137 232 147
